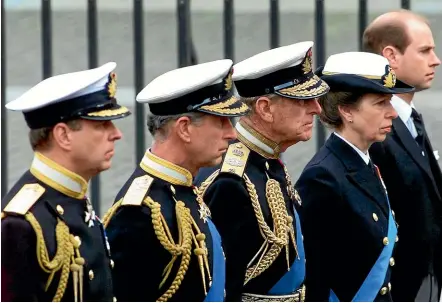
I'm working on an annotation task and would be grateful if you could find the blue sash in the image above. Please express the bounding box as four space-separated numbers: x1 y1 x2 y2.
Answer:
268 209 306 295
204 218 226 302
329 203 397 301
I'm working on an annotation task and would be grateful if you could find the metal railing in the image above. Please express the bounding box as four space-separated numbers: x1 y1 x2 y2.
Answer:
0 0 413 212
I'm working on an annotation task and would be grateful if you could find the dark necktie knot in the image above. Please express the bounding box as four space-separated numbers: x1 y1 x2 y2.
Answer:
411 108 422 123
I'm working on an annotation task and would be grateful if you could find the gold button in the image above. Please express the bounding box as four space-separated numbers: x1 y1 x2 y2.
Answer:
89 269 94 280
56 205 64 215
395 235 399 243
372 213 379 222
388 282 392 291
380 287 388 295
110 259 115 269
383 237 389 246
113 297 117 302
389 257 395 266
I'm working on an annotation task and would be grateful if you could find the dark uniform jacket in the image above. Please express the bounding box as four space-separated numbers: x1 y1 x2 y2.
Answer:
104 149 226 302
195 121 306 302
296 133 398 302
1 152 115 302
369 106 442 301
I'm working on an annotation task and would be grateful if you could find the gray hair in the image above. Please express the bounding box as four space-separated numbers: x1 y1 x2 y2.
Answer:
239 93 280 116
147 112 205 140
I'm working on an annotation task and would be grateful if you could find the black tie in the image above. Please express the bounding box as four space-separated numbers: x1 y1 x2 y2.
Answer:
411 108 426 149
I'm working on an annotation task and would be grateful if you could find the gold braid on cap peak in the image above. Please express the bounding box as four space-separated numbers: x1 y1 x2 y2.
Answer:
25 213 86 302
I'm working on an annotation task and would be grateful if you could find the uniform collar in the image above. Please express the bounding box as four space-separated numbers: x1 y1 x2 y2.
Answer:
333 132 370 165
140 149 193 187
236 120 281 159
30 152 88 199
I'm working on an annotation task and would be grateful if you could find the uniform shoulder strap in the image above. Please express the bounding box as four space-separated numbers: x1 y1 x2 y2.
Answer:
220 142 250 178
121 175 155 206
3 183 46 216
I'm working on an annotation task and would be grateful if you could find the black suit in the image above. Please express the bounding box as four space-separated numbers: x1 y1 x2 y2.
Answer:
296 133 397 302
369 116 442 301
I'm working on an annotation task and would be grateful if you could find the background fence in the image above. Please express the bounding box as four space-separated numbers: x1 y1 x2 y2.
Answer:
2 0 441 216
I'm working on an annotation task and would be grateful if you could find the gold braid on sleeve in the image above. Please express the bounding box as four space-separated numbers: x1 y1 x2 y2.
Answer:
25 213 86 302
243 174 298 285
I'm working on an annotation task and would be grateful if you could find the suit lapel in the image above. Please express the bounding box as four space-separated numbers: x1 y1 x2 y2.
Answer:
392 118 435 186
326 134 390 217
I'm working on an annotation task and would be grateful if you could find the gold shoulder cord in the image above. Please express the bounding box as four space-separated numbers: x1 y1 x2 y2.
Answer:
243 169 299 285
25 213 85 302
102 199 123 228
143 193 212 302
104 191 211 301
196 164 300 285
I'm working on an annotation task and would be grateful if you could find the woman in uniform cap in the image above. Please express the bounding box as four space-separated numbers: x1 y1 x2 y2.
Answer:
295 52 414 302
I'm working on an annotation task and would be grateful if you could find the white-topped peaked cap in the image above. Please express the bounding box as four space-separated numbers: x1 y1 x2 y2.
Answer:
232 41 329 99
136 59 249 117
318 52 414 94
6 62 131 129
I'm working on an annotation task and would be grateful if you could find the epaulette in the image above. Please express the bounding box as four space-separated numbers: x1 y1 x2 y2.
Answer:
220 142 250 178
121 175 154 206
3 183 45 216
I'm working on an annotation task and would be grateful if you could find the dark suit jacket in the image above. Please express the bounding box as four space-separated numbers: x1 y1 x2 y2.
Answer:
369 117 442 301
296 133 396 302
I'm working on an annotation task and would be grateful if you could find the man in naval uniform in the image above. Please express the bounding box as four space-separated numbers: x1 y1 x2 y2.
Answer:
103 59 250 302
1 62 131 302
194 42 330 302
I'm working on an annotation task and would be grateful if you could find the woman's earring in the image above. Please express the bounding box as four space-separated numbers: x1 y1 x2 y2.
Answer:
349 119 353 123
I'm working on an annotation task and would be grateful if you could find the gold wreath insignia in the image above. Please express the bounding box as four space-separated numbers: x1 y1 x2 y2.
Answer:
107 72 117 98
382 65 396 88
224 69 233 91
302 48 313 74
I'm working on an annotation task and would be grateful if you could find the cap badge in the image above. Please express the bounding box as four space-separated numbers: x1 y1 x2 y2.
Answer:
224 69 233 91
107 72 117 98
302 48 313 74
382 65 396 88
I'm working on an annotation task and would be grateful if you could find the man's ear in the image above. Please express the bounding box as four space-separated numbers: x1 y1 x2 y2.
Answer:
382 46 400 70
174 116 193 143
254 96 274 123
52 122 76 151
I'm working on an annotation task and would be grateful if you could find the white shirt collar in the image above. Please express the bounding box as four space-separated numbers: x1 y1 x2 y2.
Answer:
333 132 371 165
390 95 416 125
